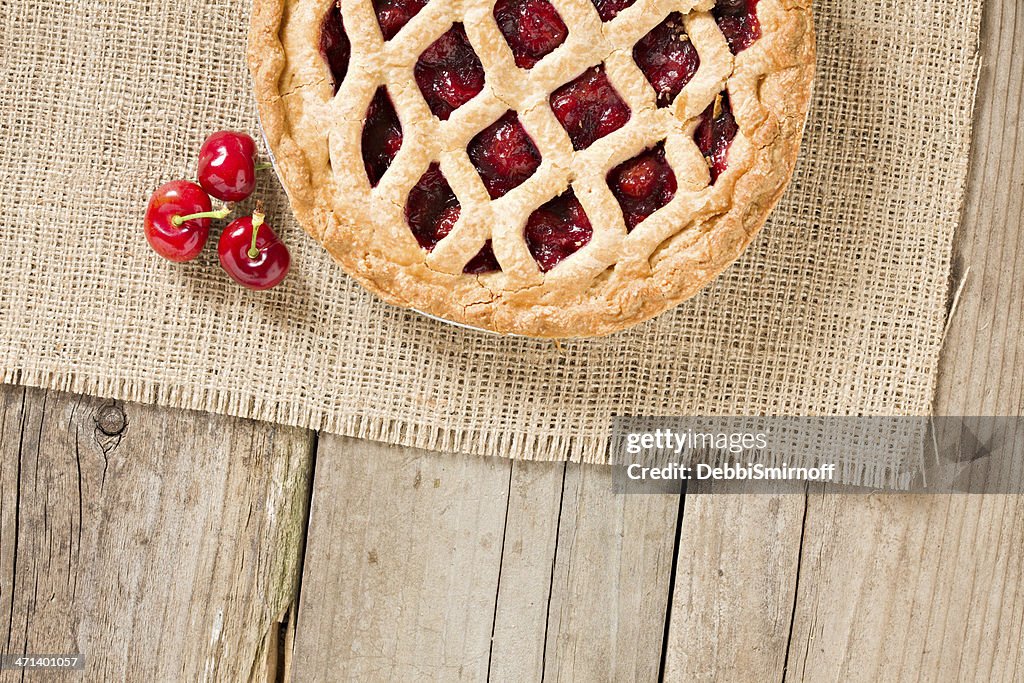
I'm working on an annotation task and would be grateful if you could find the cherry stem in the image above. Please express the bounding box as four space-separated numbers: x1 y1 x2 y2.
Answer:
255 161 273 171
248 201 266 260
171 205 231 226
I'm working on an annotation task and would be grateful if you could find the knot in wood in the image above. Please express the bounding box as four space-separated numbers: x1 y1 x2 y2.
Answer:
95 402 127 436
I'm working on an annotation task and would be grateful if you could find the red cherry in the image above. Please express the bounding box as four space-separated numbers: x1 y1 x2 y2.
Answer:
591 0 637 21
413 24 485 120
713 0 761 53
493 0 568 69
218 208 291 290
374 0 428 40
616 158 660 198
144 180 229 261
467 111 542 199
198 131 263 202
694 94 739 183
550 66 631 150
634 13 700 107
525 190 592 272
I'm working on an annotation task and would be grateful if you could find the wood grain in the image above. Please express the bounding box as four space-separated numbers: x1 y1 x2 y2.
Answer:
664 4 1024 679
783 0 1024 680
296 444 680 682
664 483 805 682
784 491 1024 682
0 385 313 681
541 464 680 683
291 436 512 681
488 460 565 682
933 0 1023 420
2 3 1019 681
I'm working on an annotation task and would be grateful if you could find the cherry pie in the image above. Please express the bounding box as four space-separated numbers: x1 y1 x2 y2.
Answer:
249 0 814 337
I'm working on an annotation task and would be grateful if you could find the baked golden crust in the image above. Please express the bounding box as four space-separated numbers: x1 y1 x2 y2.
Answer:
249 0 815 337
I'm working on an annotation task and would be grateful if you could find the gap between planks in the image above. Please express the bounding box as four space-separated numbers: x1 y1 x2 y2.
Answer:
2 2 1020 678
290 438 682 682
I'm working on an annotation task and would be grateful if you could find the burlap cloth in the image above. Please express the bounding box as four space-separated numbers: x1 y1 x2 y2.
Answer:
0 0 981 486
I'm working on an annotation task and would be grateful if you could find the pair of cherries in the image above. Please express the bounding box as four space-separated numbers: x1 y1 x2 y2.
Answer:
144 131 290 290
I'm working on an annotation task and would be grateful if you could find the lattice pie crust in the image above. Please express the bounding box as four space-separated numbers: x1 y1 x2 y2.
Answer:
249 0 814 337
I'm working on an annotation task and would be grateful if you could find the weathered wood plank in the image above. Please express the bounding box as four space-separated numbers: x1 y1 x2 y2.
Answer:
784 490 1024 682
541 464 680 683
292 436 512 681
783 0 1024 679
0 385 313 682
296 443 679 682
487 460 565 682
933 0 1024 420
664 483 805 682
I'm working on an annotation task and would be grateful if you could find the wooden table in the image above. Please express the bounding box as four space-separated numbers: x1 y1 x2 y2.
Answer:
2 2 1020 680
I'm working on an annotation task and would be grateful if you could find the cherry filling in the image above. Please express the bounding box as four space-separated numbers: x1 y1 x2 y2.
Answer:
550 66 631 150
373 0 428 40
634 13 700 107
608 143 677 231
464 241 500 274
414 24 485 121
319 3 351 94
405 164 500 273
362 88 403 187
525 190 593 272
713 0 761 54
694 93 738 183
494 0 568 69
590 0 637 22
468 112 542 199
406 164 459 249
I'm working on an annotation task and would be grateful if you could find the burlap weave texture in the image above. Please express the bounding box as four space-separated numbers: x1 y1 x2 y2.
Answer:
0 0 981 485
